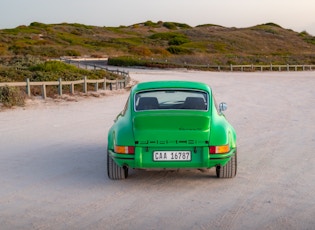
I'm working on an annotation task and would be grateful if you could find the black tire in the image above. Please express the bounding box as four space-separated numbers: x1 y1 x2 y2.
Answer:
107 151 128 180
216 151 237 178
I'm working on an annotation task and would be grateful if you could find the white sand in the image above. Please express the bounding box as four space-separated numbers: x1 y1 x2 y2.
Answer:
0 70 314 229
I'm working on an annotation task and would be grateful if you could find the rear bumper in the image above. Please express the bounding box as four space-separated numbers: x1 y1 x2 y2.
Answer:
108 147 236 169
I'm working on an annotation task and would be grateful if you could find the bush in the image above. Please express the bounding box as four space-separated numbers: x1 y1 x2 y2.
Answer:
149 32 184 40
108 56 146 66
28 61 76 72
167 46 192 55
144 21 158 27
162 22 191 30
28 61 112 81
0 86 25 107
299 31 315 45
163 22 177 30
168 37 190 46
150 33 191 47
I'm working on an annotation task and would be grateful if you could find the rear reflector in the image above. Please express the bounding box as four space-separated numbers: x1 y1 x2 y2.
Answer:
209 145 230 154
115 146 135 154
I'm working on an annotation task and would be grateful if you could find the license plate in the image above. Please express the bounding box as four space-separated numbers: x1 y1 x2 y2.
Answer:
153 151 191 161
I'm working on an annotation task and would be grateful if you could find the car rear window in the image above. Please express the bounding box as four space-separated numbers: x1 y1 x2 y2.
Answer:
134 89 208 111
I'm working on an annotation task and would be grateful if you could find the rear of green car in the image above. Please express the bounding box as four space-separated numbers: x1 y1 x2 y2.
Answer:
107 81 237 179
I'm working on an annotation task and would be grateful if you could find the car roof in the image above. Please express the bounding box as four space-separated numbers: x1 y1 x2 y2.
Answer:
131 81 211 93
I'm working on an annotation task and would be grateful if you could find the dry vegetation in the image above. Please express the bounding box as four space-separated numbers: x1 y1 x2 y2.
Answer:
1 21 315 107
0 21 314 66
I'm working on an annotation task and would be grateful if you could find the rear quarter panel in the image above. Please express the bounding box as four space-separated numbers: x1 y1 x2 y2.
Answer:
209 97 237 148
107 95 134 150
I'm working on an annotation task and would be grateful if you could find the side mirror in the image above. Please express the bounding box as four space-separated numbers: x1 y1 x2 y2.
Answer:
219 102 227 113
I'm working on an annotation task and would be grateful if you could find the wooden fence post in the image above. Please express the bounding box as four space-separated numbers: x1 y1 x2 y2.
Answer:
83 76 87 93
124 76 128 88
230 64 233 72
116 79 119 90
103 78 107 90
287 64 289 71
95 82 98 92
26 78 31 97
58 78 62 96
70 83 74 94
42 84 47 99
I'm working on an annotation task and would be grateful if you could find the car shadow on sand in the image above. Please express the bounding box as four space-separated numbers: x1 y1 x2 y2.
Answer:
7 143 232 192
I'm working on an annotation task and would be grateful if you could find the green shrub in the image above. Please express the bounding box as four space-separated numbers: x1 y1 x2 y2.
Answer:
28 61 111 81
150 33 191 47
29 22 48 28
0 67 32 82
173 22 191 29
263 22 282 28
149 32 182 40
144 21 159 27
0 86 25 107
167 46 192 54
299 31 309 37
168 37 190 45
108 56 146 66
28 61 77 72
252 23 280 35
162 22 191 30
299 31 315 45
163 22 177 30
196 24 222 28
8 44 75 57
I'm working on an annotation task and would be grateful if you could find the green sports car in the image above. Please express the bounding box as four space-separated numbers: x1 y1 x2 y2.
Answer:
107 81 237 180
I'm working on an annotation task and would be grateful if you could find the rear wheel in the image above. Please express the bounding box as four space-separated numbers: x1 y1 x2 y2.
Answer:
107 151 128 180
216 151 237 178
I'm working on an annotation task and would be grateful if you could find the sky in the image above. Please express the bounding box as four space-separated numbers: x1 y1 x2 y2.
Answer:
1 0 315 35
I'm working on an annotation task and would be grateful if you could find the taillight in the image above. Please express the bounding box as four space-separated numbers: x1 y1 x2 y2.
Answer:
114 145 135 154
209 144 230 154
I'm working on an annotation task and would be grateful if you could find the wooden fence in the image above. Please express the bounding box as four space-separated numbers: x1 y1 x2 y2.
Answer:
157 62 315 72
199 64 315 72
62 58 129 74
61 57 315 72
0 76 128 99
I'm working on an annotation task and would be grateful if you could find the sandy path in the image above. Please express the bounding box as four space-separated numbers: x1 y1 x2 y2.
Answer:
0 70 314 229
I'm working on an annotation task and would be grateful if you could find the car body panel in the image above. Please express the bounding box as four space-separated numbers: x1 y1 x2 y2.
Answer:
107 80 236 173
133 112 210 146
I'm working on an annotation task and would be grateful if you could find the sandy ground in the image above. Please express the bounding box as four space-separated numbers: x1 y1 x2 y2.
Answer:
0 69 314 230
